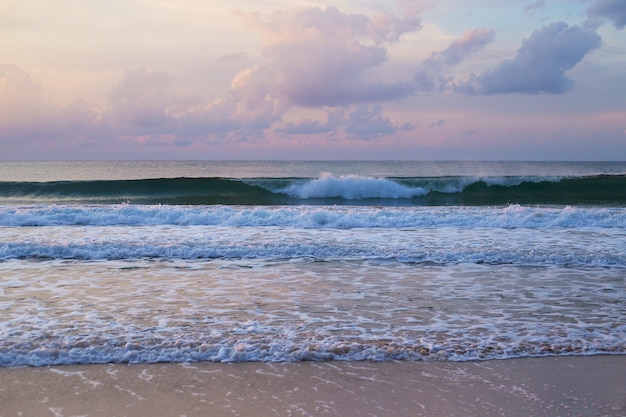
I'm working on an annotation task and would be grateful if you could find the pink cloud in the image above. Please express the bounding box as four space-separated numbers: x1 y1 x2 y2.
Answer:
276 105 418 141
106 67 183 129
0 64 97 141
0 5 427 150
234 6 422 107
3 3 619 160
102 67 283 145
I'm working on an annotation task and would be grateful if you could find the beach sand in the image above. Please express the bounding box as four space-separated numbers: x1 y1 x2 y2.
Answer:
1 356 624 417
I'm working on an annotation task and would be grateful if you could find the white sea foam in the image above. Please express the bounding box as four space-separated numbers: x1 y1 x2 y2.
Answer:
279 173 429 199
1 222 624 267
0 205 624 228
272 173 577 200
1 261 624 366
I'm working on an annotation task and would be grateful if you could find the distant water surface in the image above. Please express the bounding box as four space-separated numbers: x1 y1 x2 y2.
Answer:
1 160 625 181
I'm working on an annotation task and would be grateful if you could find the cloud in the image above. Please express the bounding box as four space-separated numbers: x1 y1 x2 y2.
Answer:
0 6 425 148
277 105 417 140
217 52 247 62
456 22 601 95
343 104 397 138
276 109 344 135
429 120 446 128
234 6 422 107
414 28 494 92
106 67 185 129
102 66 284 145
0 64 45 123
423 28 496 70
277 119 337 135
0 64 97 141
586 0 626 29
524 0 546 17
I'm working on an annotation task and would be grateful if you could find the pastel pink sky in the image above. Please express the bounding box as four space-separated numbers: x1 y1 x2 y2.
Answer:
1 0 625 160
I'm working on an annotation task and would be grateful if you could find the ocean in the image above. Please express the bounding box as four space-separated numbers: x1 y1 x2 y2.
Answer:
0 160 625 367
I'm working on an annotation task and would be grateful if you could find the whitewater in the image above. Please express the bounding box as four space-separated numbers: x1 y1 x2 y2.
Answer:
1 161 625 367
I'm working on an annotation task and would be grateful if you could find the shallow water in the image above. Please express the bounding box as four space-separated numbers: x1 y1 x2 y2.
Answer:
2 257 624 366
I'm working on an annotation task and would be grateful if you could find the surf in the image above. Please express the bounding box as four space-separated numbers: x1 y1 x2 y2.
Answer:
1 173 625 206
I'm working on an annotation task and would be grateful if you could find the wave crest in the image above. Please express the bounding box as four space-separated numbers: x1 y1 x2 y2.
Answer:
1 173 625 205
279 173 427 199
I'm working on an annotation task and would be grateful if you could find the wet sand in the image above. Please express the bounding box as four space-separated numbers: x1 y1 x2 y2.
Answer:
1 356 625 417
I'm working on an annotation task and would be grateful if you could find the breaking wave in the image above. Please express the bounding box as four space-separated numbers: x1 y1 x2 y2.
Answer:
1 173 625 206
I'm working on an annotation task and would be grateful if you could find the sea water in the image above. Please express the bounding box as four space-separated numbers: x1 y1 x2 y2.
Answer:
0 161 625 366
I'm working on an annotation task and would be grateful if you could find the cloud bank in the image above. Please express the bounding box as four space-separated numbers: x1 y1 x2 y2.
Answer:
1 6 425 147
1 1 623 159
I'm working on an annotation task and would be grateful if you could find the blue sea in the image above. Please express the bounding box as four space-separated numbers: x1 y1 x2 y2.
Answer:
1 160 625 366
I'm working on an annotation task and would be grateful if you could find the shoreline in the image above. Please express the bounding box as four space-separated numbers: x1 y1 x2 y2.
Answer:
1 355 625 417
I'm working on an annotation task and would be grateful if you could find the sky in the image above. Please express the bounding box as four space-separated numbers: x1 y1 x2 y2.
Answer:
1 0 625 160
